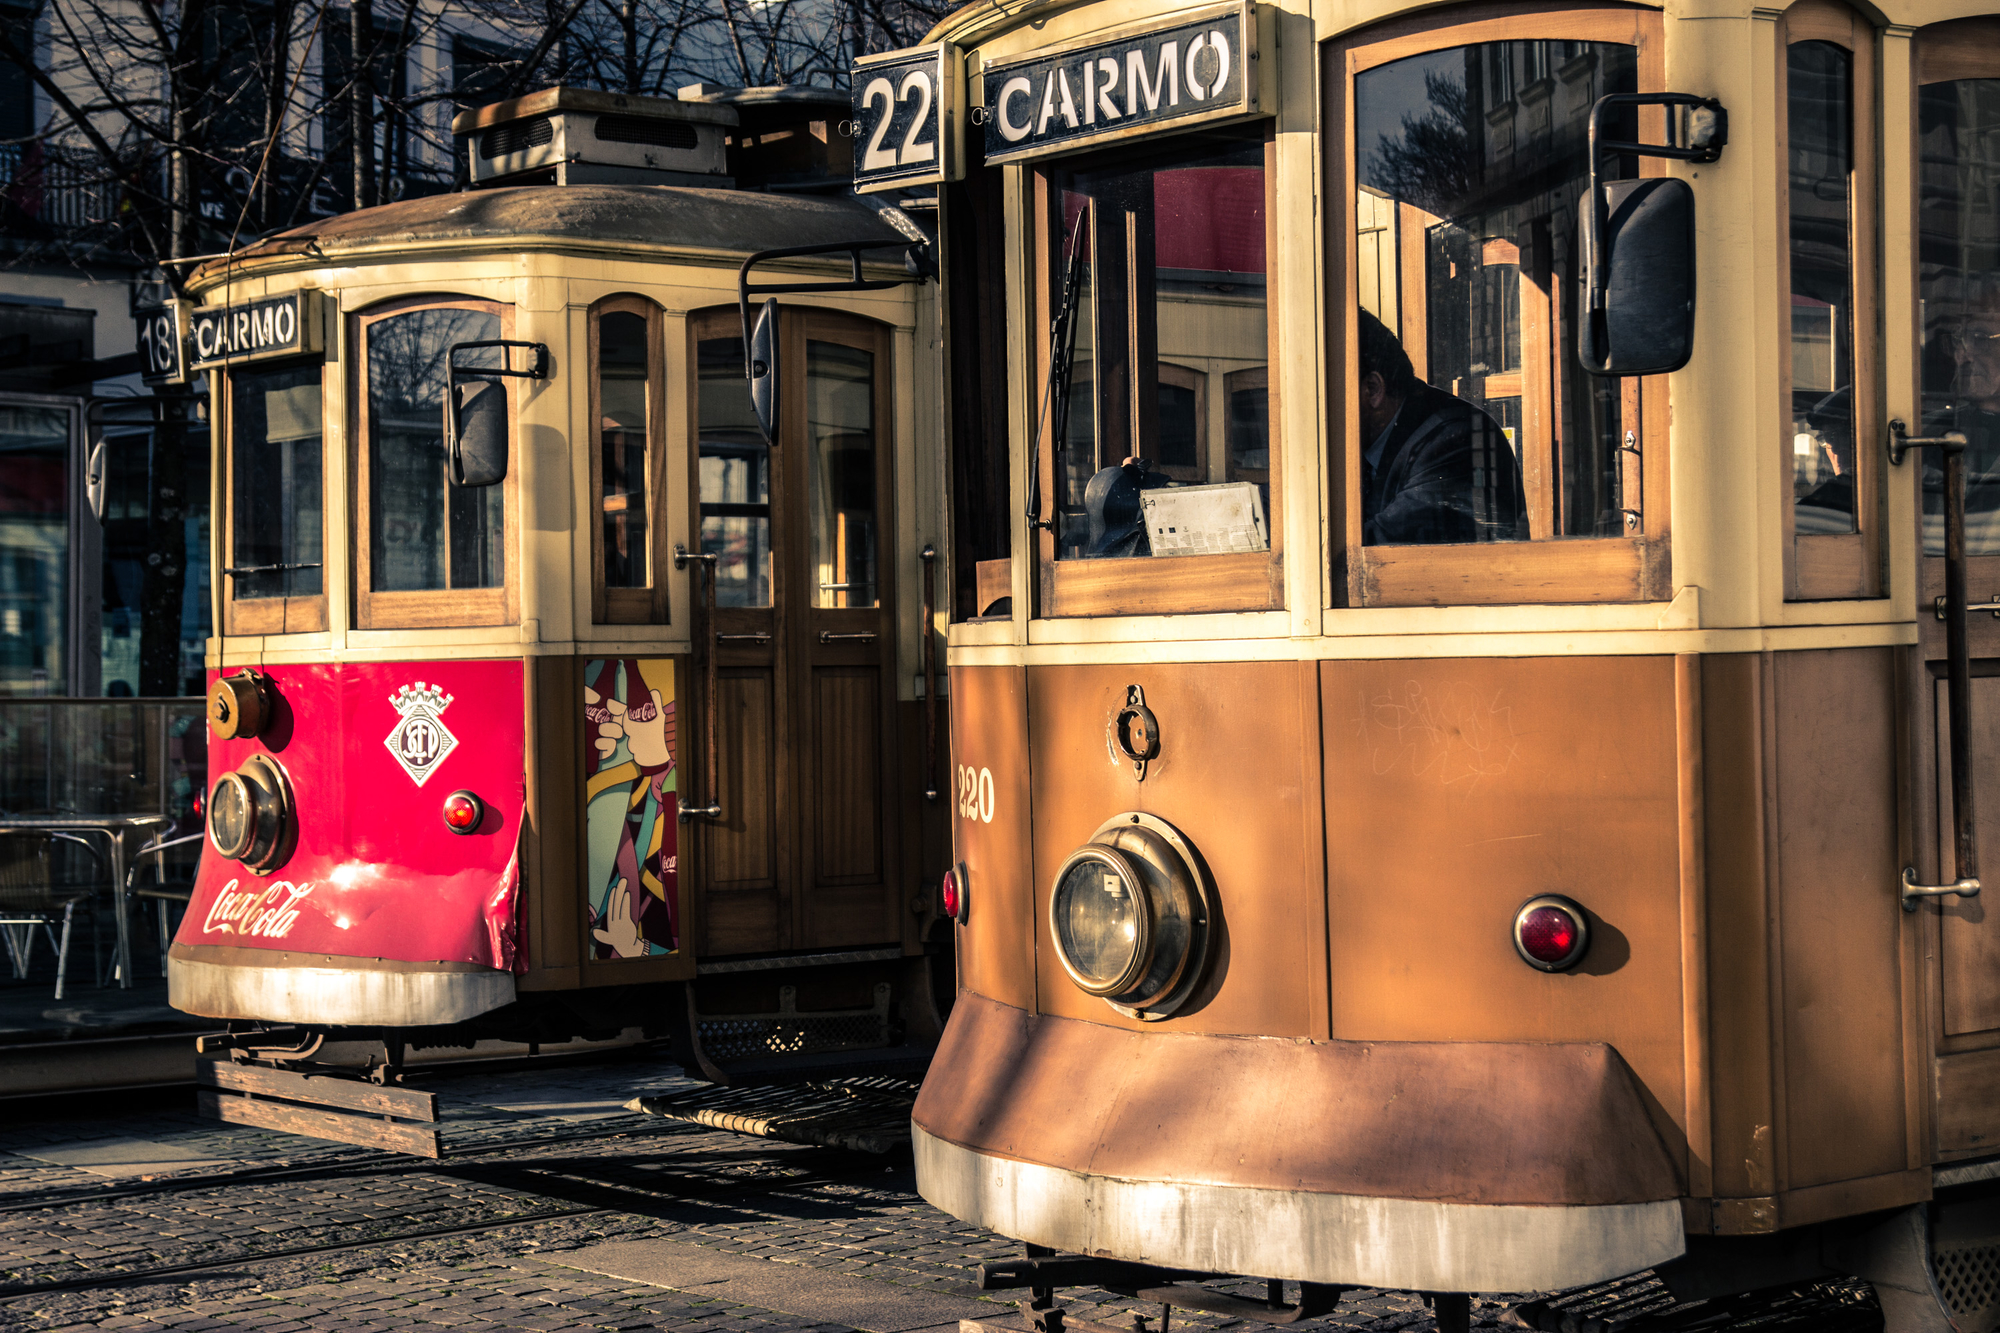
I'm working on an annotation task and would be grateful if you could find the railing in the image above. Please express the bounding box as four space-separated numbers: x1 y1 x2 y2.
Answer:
0 141 126 232
0 699 207 869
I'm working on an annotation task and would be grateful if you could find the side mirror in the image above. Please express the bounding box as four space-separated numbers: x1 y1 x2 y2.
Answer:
749 298 779 443
447 379 509 487
85 436 108 522
1578 177 1697 377
442 339 548 488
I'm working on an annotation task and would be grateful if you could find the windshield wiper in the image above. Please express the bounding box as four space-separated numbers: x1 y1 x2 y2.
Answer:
1026 204 1091 532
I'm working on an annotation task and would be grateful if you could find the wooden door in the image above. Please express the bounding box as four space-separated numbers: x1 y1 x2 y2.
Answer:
1913 25 2000 1157
689 307 901 957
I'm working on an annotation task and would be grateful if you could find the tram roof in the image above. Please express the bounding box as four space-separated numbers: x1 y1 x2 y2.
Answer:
189 185 914 289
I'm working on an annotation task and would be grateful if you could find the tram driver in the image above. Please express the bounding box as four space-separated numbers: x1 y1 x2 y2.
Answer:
1358 309 1530 545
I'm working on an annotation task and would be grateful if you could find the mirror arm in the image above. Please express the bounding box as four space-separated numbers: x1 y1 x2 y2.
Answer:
446 339 550 387
735 238 932 379
1582 93 1728 370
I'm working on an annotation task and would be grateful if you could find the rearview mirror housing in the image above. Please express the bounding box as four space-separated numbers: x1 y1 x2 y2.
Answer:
446 379 508 487
749 297 779 443
1578 177 1697 377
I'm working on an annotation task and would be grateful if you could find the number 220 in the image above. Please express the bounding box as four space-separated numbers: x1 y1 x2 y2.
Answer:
957 765 994 824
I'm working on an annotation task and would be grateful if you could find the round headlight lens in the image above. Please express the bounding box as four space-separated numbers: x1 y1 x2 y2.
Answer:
1051 849 1150 996
209 774 253 859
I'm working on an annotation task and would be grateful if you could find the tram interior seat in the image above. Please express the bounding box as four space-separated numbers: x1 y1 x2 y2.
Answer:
0 830 111 999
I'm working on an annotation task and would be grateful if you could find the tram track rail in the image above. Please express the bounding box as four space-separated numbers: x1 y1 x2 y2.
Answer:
0 1117 704 1216
0 1124 913 1307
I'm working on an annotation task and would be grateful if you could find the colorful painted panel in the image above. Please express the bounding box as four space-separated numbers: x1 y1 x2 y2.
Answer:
584 658 680 958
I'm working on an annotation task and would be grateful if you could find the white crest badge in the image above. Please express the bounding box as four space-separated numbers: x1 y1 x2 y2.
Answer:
384 682 458 786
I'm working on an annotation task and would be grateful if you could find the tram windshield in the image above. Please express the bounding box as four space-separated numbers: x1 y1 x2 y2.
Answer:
1047 132 1271 560
365 306 504 592
230 363 323 600
1920 75 2000 555
1354 39 1638 545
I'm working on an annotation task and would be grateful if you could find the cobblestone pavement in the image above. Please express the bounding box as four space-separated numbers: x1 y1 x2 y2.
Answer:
0 1059 1481 1333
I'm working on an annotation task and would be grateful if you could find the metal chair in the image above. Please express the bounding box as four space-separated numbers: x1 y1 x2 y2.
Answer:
131 830 203 975
0 830 110 1000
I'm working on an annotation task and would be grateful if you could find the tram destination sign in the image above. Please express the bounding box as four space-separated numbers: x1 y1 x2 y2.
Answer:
135 302 188 385
188 291 324 371
980 1 1260 165
850 42 964 194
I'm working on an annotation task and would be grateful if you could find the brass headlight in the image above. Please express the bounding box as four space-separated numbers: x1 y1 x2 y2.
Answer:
208 753 295 873
1048 812 1213 1019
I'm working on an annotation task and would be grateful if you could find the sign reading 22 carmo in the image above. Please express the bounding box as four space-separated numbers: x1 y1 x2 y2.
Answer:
849 42 963 194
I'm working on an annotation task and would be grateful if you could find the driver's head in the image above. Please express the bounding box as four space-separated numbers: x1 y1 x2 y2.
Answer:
1358 309 1419 398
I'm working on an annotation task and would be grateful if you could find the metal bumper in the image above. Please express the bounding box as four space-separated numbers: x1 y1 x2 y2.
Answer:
912 993 1687 1293
168 944 515 1026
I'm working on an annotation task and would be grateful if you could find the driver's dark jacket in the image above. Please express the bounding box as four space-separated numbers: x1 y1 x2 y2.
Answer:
1362 383 1531 545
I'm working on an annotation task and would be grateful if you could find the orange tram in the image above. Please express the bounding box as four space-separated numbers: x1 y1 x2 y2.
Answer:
165 85 957 1147
878 0 2000 1327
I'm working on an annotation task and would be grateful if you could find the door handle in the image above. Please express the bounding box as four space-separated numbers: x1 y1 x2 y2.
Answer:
1890 420 1981 908
818 631 877 643
1934 597 2000 620
673 545 723 823
920 544 939 803
716 633 771 643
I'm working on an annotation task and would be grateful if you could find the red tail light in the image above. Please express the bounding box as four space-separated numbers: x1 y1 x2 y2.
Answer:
1514 895 1590 971
442 790 484 835
941 862 969 924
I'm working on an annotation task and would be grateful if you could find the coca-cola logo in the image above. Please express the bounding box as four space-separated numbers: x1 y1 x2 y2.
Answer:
203 878 314 939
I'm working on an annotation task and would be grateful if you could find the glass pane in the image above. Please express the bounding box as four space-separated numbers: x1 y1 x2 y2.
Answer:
1355 40 1638 545
367 306 503 592
599 310 650 589
231 364 322 601
807 340 877 609
98 411 210 697
1919 76 2000 555
1050 134 1269 559
0 403 69 696
1789 41 1857 535
697 337 772 608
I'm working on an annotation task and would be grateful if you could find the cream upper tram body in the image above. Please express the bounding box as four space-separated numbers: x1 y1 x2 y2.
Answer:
897 0 2000 1326
169 86 959 1150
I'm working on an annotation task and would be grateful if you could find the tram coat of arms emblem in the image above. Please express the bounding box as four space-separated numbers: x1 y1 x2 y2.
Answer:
384 682 459 786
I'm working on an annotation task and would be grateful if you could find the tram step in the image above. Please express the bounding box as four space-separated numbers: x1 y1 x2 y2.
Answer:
195 1061 443 1158
626 1074 918 1154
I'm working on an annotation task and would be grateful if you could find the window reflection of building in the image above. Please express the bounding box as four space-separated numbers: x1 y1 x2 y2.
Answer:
1355 39 1639 543
1918 74 2000 556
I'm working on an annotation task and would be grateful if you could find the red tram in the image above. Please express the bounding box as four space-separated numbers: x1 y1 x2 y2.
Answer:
168 85 954 1145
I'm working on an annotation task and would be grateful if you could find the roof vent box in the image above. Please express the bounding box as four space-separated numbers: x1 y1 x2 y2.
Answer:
453 88 736 187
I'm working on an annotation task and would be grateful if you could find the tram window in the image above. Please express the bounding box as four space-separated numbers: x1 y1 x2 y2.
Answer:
1788 43 1856 535
228 363 323 605
1918 68 2000 555
697 336 773 608
1352 39 1638 547
807 340 878 609
356 300 514 627
1779 2 1879 600
1044 130 1273 563
591 298 664 623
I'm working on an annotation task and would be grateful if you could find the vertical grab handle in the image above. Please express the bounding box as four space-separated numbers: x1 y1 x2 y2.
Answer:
674 545 723 822
921 544 940 802
1889 420 1981 909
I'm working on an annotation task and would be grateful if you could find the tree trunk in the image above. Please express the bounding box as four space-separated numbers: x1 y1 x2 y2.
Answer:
351 0 376 210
